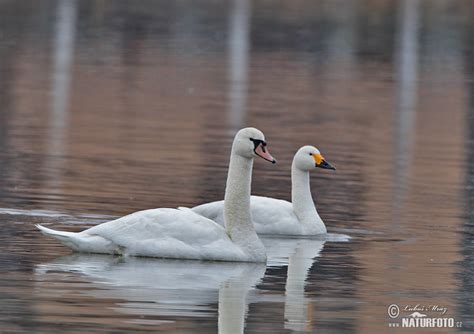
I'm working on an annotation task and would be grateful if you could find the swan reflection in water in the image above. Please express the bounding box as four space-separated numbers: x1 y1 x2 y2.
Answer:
262 236 328 332
35 236 347 332
35 255 265 333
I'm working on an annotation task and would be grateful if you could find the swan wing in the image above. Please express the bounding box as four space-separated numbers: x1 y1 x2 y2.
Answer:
249 196 302 234
190 196 301 234
84 208 248 261
188 201 226 226
38 208 251 261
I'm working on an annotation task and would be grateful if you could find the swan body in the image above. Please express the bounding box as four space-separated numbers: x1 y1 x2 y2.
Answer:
189 146 335 236
37 127 276 262
37 209 254 261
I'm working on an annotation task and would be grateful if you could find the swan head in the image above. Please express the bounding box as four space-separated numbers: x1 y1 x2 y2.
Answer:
233 127 276 163
294 145 336 171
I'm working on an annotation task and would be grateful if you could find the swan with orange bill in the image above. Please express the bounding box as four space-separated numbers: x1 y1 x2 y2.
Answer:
188 146 335 235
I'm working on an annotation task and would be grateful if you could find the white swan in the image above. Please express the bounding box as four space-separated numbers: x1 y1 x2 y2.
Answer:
189 146 335 235
36 127 276 262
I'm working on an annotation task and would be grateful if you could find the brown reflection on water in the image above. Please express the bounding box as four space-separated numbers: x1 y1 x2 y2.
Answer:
0 0 473 333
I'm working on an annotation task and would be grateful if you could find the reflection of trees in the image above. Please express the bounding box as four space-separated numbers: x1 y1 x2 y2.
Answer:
0 0 473 332
0 5 68 331
0 3 35 203
462 3 474 331
393 0 418 230
250 0 396 59
0 4 17 190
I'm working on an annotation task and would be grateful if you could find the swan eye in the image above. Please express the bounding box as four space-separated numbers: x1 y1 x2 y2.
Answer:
309 153 313 156
249 138 265 150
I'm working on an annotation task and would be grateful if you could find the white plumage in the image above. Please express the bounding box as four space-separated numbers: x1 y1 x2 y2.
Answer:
38 208 246 261
190 146 335 236
37 127 276 262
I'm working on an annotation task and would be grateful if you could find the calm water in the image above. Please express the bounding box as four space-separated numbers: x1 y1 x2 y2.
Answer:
0 0 473 333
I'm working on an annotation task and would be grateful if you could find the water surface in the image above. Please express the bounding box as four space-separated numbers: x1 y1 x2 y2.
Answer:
0 0 473 333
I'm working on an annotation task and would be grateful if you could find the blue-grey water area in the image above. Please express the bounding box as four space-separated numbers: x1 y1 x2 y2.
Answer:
0 0 473 333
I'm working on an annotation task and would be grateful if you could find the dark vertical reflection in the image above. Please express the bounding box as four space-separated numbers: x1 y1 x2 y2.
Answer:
0 4 59 332
462 3 474 330
0 4 16 181
321 0 358 79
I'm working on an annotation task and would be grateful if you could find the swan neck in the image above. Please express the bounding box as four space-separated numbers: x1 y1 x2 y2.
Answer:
291 162 322 228
224 151 254 236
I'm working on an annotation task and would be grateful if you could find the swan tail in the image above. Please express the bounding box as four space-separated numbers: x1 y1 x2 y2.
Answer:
35 224 119 254
36 224 78 241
